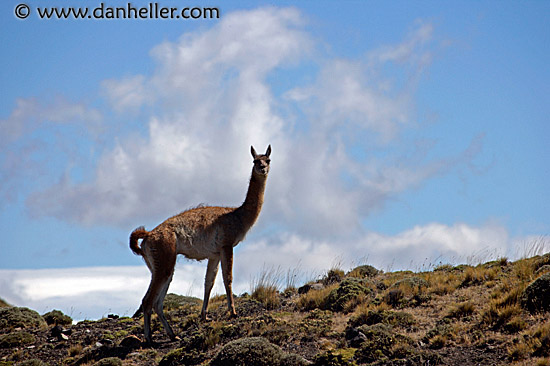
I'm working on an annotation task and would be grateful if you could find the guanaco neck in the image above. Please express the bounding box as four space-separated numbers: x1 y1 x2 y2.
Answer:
237 170 267 229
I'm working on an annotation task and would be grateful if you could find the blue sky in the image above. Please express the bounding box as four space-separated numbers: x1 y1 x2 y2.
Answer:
1 1 549 319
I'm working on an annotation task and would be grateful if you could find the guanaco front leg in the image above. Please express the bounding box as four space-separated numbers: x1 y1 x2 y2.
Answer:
201 256 220 321
221 245 237 317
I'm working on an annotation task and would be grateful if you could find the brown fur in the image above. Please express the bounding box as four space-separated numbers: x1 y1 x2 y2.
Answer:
130 145 271 344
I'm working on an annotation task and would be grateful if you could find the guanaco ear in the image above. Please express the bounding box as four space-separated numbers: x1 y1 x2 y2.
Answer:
265 145 271 158
251 146 258 159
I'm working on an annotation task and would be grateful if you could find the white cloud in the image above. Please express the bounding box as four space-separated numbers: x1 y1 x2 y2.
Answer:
236 222 515 277
16 8 485 243
101 76 148 112
0 97 103 145
0 96 103 205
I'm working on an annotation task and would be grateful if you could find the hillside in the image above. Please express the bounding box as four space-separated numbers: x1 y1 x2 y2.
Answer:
1 253 550 366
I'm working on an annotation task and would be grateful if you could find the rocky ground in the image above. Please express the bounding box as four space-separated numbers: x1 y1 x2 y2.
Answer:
1 253 550 366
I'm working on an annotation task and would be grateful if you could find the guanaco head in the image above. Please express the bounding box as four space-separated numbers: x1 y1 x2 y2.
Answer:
251 145 271 177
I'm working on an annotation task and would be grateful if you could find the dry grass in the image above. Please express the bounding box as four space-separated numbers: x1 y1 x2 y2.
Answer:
296 284 336 311
5 247 550 366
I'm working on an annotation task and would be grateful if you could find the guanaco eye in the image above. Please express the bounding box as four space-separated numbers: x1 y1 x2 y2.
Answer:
266 159 271 164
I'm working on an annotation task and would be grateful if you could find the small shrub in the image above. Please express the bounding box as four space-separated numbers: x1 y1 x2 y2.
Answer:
325 278 371 312
0 307 47 330
348 265 380 278
16 360 48 366
423 319 454 347
313 349 353 366
42 310 72 326
159 347 206 366
163 294 201 311
68 344 83 357
300 309 333 337
349 308 415 329
0 331 35 348
386 277 430 307
210 337 307 366
322 268 345 285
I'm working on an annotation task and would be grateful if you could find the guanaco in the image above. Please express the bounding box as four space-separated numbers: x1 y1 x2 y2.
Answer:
130 145 271 344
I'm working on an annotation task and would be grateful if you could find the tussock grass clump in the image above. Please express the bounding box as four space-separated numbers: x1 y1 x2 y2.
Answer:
426 271 461 296
252 285 280 310
482 300 523 331
251 266 283 310
508 322 550 361
296 285 335 312
460 266 498 288
446 301 476 320
384 276 430 308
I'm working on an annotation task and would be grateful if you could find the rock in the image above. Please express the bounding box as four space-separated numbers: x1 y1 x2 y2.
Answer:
311 283 324 291
0 307 47 330
50 325 71 341
119 335 142 349
346 327 368 348
536 264 550 276
298 283 324 294
521 273 550 313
